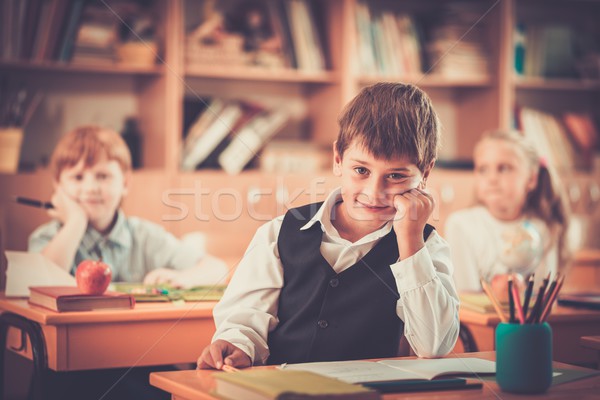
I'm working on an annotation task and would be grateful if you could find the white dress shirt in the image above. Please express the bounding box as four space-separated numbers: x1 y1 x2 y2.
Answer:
213 188 460 364
29 210 205 282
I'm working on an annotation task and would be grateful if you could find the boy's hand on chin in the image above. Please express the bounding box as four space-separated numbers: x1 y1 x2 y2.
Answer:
393 188 435 257
48 187 87 226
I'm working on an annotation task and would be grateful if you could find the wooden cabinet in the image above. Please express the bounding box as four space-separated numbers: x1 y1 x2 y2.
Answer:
1 0 599 261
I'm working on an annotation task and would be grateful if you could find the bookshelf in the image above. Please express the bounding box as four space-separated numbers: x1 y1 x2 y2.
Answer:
1 0 599 261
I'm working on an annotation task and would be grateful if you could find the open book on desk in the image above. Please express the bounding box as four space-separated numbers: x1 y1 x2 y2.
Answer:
282 357 495 384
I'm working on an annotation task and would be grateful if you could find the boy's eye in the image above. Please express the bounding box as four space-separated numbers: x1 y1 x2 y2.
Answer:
96 173 109 180
498 164 513 173
387 173 408 181
354 167 369 175
73 174 83 181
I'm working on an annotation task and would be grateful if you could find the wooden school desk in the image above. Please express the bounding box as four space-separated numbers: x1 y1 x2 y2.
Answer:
149 351 600 400
0 293 216 398
580 336 600 368
460 306 600 366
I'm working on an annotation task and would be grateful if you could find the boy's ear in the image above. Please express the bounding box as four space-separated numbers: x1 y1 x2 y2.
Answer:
122 170 132 197
332 141 342 177
422 159 436 180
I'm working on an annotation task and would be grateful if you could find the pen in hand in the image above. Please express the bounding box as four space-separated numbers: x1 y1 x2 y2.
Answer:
14 196 54 209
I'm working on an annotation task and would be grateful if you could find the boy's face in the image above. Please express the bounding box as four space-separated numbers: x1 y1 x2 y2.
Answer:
333 141 430 231
57 156 128 230
474 139 537 221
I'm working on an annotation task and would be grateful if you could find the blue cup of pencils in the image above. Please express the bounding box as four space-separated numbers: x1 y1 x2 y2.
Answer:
496 322 553 394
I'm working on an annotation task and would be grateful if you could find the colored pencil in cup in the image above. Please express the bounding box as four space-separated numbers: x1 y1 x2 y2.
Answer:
480 278 508 323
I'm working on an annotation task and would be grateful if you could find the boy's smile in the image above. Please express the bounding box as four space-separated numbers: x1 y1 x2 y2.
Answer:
332 141 426 239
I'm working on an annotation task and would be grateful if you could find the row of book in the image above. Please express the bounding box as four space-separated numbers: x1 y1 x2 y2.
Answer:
517 107 599 172
185 0 326 71
514 23 594 79
354 1 489 78
1 0 155 64
181 98 292 174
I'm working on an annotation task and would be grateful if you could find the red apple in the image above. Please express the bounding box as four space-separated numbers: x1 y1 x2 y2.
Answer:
76 259 112 295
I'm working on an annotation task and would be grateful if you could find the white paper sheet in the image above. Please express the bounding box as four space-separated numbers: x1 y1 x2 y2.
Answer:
5 251 76 297
282 358 496 383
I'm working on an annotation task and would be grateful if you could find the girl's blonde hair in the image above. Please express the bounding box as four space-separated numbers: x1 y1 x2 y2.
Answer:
50 125 132 181
477 130 571 270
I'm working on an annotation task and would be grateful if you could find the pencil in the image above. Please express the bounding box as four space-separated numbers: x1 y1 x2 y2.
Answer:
508 276 515 323
511 276 525 324
522 274 535 320
480 278 508 323
14 196 53 209
539 275 565 323
221 364 240 373
526 277 549 324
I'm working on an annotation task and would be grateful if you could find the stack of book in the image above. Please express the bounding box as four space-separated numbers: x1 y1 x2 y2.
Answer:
181 98 291 174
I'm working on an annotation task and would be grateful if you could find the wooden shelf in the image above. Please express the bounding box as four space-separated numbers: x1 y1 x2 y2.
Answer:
514 76 600 91
185 65 339 84
358 74 494 88
0 60 164 76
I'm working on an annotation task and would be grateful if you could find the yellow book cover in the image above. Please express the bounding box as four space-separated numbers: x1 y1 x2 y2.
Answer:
460 293 508 314
214 369 380 400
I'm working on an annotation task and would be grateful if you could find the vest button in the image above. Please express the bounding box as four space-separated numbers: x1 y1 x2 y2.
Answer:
317 319 329 329
329 278 339 288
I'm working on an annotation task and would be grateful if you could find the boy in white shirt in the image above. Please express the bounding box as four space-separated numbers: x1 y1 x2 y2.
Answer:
198 83 459 369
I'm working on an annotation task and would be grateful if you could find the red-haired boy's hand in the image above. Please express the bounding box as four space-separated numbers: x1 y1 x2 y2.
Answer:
48 186 87 226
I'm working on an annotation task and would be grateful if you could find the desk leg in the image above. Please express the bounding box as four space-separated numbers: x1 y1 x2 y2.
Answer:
0 312 48 400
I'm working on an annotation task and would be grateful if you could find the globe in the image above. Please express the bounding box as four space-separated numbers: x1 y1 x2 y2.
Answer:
499 220 543 275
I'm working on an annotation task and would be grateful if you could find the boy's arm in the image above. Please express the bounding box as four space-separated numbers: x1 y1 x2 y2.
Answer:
143 255 229 287
209 219 285 365
30 186 88 272
134 222 230 287
38 217 87 271
392 231 460 358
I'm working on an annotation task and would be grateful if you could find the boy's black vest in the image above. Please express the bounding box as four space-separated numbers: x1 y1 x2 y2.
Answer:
267 202 434 365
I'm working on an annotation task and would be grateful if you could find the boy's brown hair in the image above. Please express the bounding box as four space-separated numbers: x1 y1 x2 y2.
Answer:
50 125 132 180
336 82 441 172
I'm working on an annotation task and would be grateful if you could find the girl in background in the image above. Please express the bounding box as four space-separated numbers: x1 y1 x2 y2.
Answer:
445 130 570 295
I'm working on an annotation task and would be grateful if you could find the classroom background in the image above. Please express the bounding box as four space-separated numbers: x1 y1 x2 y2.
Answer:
1 0 599 292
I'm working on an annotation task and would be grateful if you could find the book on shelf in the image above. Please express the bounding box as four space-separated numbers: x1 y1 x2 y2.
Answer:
28 286 135 312
56 0 86 62
518 107 579 172
214 369 381 400
218 108 290 175
180 100 245 171
282 357 495 384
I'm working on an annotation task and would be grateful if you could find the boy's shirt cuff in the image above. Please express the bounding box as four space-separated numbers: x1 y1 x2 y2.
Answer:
390 245 436 292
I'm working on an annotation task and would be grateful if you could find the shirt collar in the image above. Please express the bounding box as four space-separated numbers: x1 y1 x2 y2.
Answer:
80 210 132 252
300 187 393 242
